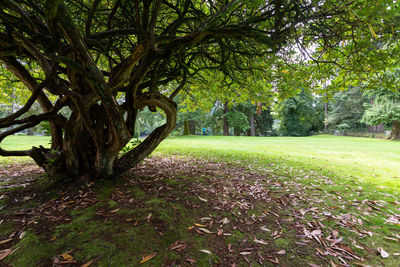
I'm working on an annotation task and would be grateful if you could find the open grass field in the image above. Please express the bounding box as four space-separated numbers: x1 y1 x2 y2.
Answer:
2 135 400 189
157 135 400 190
0 135 399 266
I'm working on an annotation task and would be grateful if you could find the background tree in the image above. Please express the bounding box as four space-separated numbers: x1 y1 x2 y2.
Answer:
0 0 392 179
327 87 371 132
361 74 400 139
274 90 324 136
255 107 274 136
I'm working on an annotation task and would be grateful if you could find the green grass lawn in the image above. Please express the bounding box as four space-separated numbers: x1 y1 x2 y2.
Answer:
2 134 400 189
156 135 400 190
0 135 51 166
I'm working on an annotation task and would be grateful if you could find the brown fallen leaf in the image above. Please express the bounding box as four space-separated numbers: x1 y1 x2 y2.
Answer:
352 262 372 267
0 238 13 245
186 258 197 264
188 226 195 230
59 260 78 264
169 241 187 252
81 260 94 267
140 252 157 263
217 229 223 236
0 249 12 261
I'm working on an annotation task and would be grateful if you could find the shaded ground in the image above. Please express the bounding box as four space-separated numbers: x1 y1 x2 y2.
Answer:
0 155 399 266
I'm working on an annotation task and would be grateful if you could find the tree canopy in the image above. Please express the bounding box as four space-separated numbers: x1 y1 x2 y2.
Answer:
0 0 397 178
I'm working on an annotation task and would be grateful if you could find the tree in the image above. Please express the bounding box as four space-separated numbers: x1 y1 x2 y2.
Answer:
274 89 323 136
361 80 400 139
0 0 387 179
255 107 274 136
226 109 249 136
327 87 371 131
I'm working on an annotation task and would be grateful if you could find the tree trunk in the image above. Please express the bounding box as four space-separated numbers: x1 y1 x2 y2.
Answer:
223 101 229 136
249 113 255 136
183 119 190 135
324 102 328 131
23 93 177 180
389 120 400 140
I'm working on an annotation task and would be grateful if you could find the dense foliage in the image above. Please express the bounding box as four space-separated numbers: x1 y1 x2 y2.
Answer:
327 87 371 131
362 87 400 139
273 90 323 136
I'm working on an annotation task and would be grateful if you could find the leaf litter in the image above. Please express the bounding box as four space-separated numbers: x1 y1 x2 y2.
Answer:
0 155 398 265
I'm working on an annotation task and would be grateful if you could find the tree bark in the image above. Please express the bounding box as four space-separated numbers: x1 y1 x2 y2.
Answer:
183 119 190 135
389 120 400 140
223 101 229 136
249 113 255 136
116 92 177 174
324 102 328 131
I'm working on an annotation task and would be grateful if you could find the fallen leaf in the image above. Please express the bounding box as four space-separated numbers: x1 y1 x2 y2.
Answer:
19 231 26 239
377 247 389 258
240 251 252 255
140 252 157 263
198 228 212 234
81 260 94 267
188 226 195 230
0 249 12 260
110 208 120 213
253 238 268 245
198 196 208 202
62 253 74 261
169 241 187 251
0 238 13 245
217 229 223 236
199 249 212 254
352 262 372 267
195 223 207 227
275 250 286 255
220 217 229 224
260 226 271 232
186 258 197 264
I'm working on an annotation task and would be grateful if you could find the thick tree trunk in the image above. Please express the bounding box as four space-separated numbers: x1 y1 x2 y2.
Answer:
389 120 400 140
223 101 229 136
26 92 176 180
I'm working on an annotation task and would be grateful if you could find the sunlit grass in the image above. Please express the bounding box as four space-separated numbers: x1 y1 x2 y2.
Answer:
2 134 400 189
156 135 400 190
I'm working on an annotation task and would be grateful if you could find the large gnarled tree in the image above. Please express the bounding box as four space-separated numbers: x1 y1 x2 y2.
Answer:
0 0 383 178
